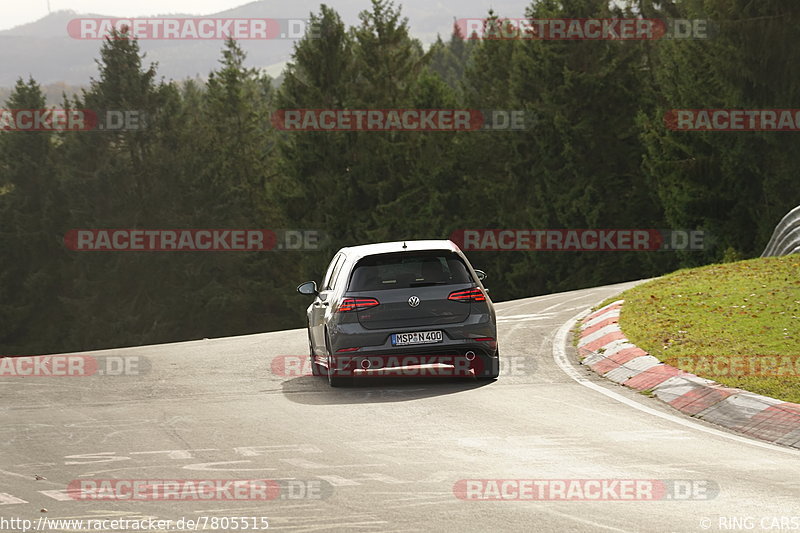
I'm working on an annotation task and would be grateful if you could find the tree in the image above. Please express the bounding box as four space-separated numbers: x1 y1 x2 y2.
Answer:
56 30 183 350
0 78 67 353
640 0 800 260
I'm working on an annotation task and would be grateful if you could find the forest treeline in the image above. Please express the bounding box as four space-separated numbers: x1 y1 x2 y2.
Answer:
2 0 799 354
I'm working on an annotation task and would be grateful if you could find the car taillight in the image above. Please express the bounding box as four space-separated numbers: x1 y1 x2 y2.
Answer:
448 287 486 302
475 336 497 350
337 297 380 312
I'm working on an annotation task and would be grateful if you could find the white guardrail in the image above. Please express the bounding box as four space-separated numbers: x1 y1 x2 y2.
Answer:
762 204 800 257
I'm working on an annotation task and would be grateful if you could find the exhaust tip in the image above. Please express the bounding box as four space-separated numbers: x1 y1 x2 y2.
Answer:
465 351 476 361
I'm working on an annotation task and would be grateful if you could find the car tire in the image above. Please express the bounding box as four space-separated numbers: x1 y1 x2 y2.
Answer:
474 349 500 380
325 334 352 387
309 331 324 377
311 357 325 376
327 352 352 387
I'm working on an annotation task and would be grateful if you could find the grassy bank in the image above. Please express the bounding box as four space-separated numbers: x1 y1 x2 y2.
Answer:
612 256 800 403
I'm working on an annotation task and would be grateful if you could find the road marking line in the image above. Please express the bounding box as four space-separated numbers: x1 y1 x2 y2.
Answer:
79 465 181 477
40 490 80 501
235 445 322 455
0 468 40 480
280 459 384 469
182 460 276 471
538 508 634 533
130 448 218 459
496 293 563 312
360 473 413 484
497 316 552 323
191 505 318 513
314 475 361 486
553 308 800 457
539 294 594 314
498 313 554 320
0 492 27 505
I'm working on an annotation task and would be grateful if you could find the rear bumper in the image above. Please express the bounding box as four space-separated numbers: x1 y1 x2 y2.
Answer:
328 342 498 376
329 349 499 377
329 313 496 354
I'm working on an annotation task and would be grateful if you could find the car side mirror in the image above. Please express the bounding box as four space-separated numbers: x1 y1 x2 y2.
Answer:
474 269 487 281
297 281 318 296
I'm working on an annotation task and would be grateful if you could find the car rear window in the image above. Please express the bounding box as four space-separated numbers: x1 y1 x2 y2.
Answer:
348 251 472 291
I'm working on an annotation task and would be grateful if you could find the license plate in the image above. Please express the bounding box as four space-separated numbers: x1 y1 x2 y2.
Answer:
392 331 443 346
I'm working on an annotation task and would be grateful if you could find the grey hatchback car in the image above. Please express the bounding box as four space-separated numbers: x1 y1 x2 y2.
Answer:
297 240 499 386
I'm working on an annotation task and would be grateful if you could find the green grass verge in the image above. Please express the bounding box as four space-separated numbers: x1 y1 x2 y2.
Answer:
594 295 624 312
616 255 800 403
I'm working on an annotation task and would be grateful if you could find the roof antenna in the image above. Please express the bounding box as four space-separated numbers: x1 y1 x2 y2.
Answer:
402 241 407 249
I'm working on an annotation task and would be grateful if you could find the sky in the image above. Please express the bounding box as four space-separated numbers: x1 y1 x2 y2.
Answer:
1 1 255 31
1 0 629 32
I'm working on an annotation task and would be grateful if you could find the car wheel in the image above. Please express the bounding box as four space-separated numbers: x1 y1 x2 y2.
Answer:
327 352 352 387
474 349 500 380
309 331 324 377
325 334 351 387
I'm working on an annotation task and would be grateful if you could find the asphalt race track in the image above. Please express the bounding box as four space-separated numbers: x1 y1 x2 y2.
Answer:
1 280 799 532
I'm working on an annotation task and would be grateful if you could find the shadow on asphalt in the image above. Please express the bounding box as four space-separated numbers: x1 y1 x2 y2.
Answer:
277 374 494 404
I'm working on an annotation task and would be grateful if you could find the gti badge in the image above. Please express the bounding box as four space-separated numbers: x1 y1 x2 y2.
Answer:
408 295 420 307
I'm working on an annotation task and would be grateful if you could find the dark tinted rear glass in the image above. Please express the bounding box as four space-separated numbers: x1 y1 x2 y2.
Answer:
348 251 472 291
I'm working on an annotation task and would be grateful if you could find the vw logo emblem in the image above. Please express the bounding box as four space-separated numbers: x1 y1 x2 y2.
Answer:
408 296 420 307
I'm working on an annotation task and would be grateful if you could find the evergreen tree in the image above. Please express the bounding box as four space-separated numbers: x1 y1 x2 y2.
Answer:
57 30 183 350
640 0 800 260
0 78 67 353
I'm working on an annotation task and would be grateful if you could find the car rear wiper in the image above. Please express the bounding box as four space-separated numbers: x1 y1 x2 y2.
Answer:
409 281 449 287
